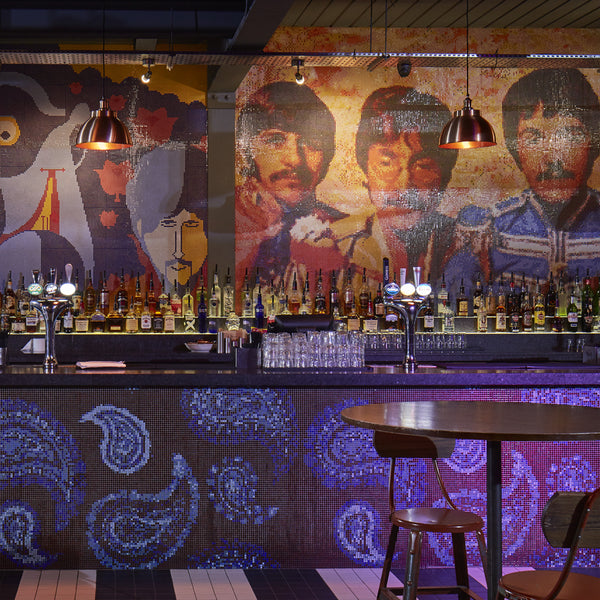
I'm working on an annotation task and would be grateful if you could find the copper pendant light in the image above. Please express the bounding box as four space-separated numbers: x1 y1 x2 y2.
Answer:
439 0 496 149
76 8 132 150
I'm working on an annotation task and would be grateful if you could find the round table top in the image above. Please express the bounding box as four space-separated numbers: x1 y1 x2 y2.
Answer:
341 400 600 441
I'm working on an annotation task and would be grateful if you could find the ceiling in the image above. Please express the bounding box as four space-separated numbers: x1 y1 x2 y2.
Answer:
1 0 600 91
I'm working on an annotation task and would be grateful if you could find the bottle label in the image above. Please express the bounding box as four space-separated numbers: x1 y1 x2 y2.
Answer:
457 300 469 316
496 313 507 331
140 315 152 330
424 315 434 329
11 320 25 333
75 317 89 332
362 318 379 333
126 317 138 333
568 312 578 324
347 316 361 331
164 314 176 332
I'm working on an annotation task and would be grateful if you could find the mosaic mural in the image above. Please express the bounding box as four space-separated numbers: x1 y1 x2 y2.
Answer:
0 387 598 570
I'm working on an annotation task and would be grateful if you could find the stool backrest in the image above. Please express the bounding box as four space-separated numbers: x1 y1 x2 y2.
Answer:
542 487 600 549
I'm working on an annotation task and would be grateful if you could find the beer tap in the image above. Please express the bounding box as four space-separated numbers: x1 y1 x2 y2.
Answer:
383 266 431 373
29 264 75 372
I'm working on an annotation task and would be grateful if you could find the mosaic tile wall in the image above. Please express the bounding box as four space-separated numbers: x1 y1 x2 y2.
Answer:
0 387 598 570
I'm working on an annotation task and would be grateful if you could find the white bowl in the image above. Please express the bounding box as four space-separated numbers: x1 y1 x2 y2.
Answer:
185 342 213 353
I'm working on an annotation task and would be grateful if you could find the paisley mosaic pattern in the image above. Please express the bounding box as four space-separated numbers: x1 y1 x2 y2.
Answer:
80 405 151 475
189 541 280 568
207 456 278 525
0 501 54 567
444 439 487 474
546 453 597 497
334 500 386 566
0 398 85 531
87 454 199 569
181 388 297 479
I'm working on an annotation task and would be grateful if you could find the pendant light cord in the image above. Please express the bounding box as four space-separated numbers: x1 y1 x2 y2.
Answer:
101 3 106 99
466 0 470 98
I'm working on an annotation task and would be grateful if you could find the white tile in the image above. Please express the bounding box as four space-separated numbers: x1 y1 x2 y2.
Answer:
15 570 41 600
334 569 376 600
318 568 360 600
225 569 256 600
55 570 78 600
207 570 237 600
75 570 97 600
34 569 59 600
189 569 217 600
171 569 198 600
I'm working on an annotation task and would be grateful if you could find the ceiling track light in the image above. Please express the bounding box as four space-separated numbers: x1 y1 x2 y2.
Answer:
292 58 304 85
439 0 496 149
75 6 132 150
141 58 154 83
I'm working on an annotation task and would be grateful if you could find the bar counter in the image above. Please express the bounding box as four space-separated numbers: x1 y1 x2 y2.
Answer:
0 358 599 573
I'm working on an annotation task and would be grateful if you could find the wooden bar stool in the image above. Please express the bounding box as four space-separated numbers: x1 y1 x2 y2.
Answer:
374 431 488 600
496 486 600 600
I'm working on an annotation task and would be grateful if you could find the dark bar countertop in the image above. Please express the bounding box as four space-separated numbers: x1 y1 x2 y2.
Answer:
1 361 599 388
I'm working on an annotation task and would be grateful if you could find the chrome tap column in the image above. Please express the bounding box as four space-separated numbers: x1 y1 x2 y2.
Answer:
28 265 75 372
383 266 431 373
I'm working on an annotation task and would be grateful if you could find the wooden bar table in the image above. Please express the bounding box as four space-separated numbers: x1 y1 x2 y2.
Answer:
340 400 600 600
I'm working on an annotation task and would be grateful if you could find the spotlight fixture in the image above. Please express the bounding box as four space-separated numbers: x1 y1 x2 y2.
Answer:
141 58 154 84
439 0 496 149
397 61 411 77
75 8 132 150
292 58 304 85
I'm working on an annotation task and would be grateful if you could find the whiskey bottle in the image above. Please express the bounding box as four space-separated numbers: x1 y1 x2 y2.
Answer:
303 273 312 314
74 308 89 333
208 266 221 317
533 277 546 331
152 304 164 333
521 279 533 332
495 277 507 332
545 272 557 317
222 268 235 316
476 296 488 333
84 270 96 315
90 299 106 332
140 294 152 332
472 275 483 315
373 282 385 323
163 296 176 333
125 299 139 333
329 270 340 317
507 273 521 332
99 272 110 315
26 304 39 333
485 276 496 317
116 269 128 314
314 269 327 314
62 304 74 333
422 295 435 332
358 268 370 317
182 285 196 332
4 271 16 317
147 275 157 314
158 277 169 314
106 298 124 332
71 270 82 316
133 273 144 315
456 279 469 317
288 272 300 315
197 286 207 333
566 294 579 332
343 269 355 317
277 280 287 315
441 298 455 332
437 273 449 317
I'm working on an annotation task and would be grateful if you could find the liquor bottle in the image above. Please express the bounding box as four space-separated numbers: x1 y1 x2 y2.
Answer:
551 297 563 332
277 280 287 315
208 277 220 318
495 277 507 332
533 277 546 331
288 272 301 314
254 287 265 329
545 272 557 317
241 281 253 318
62 304 74 333
140 294 153 332
71 270 82 316
222 268 235 317
572 271 582 314
358 268 370 317
485 275 496 317
581 269 594 333
90 298 106 332
251 268 261 307
566 294 579 332
115 269 128 314
472 275 483 316
125 299 139 333
133 273 144 315
4 271 16 317
593 274 600 332
26 303 39 333
153 303 165 333
520 278 533 332
456 278 469 317
147 275 157 314
17 273 31 318
197 286 207 333
280 295 292 316
346 290 361 332
507 273 520 332
557 272 568 318
84 270 96 315
106 298 124 332
99 272 110 315
437 273 449 317
314 269 327 314
422 295 435 332
11 305 25 333
373 282 385 324
363 293 379 333
329 270 340 317
441 298 455 332
163 296 176 333
170 282 182 316
158 277 169 314
343 269 355 317
476 294 488 333
74 307 89 333
303 273 312 314
240 268 249 309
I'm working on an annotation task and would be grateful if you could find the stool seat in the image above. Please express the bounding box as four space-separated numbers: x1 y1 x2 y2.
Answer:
498 570 600 600
392 507 485 533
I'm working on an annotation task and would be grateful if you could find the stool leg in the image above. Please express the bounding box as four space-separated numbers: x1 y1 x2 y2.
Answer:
475 530 488 586
403 530 423 600
451 532 470 600
378 524 399 598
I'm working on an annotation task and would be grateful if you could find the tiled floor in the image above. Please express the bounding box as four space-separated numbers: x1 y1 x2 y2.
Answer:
1 567 491 600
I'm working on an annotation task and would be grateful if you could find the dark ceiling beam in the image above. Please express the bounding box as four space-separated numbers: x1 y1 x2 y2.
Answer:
208 0 297 94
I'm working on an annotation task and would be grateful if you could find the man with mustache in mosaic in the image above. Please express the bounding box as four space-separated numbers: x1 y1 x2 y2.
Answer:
457 68 600 283
235 81 346 297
